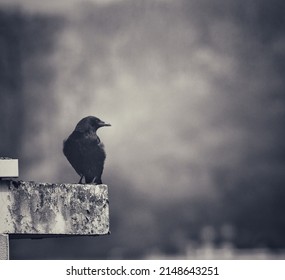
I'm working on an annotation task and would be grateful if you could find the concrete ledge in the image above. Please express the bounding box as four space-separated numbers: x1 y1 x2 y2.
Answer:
0 234 9 260
0 180 109 235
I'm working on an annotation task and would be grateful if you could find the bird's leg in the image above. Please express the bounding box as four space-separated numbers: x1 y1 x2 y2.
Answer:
78 175 84 184
90 176 102 184
94 176 102 185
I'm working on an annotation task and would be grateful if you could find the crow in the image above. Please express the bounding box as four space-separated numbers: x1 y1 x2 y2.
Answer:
63 116 111 184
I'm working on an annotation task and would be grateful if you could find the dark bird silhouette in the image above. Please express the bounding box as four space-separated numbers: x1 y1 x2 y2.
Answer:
63 116 111 184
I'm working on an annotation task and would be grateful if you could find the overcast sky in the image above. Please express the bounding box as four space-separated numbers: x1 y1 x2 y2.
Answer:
8 0 282 202
1 0 284 202
0 0 137 12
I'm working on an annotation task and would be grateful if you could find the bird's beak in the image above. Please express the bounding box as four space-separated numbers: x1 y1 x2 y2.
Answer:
99 121 111 127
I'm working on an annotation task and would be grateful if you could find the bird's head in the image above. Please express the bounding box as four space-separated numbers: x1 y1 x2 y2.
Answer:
75 116 111 133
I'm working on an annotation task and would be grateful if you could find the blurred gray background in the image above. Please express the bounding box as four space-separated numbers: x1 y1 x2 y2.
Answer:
1 0 285 259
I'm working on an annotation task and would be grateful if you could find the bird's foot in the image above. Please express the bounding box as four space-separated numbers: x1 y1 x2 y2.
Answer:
91 177 102 185
78 175 84 184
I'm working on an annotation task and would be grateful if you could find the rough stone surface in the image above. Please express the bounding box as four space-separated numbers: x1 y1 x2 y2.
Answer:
0 234 9 260
0 180 109 235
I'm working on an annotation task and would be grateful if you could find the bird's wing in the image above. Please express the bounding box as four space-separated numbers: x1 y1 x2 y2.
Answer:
63 132 85 176
63 131 106 180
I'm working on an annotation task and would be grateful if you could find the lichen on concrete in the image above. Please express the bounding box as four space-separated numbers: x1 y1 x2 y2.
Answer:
0 180 109 235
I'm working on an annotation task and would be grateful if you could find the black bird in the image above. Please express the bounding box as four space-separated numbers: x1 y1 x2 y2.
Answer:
63 116 111 184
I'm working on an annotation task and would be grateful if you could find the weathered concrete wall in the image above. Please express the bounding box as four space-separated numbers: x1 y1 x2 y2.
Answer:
0 234 9 260
0 180 109 235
